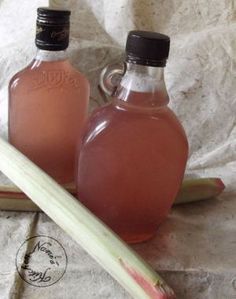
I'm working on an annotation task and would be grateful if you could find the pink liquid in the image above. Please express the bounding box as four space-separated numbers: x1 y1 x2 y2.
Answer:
9 58 89 183
77 90 188 243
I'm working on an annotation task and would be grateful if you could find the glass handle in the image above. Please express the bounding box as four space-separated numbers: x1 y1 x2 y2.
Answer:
99 63 126 96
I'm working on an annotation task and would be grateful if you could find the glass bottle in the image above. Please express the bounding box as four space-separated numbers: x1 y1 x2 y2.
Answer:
8 8 89 184
76 31 188 243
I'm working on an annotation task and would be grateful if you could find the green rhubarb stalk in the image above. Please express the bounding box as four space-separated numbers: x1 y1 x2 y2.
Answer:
0 137 175 299
0 184 76 199
0 178 225 211
0 197 40 211
175 178 225 204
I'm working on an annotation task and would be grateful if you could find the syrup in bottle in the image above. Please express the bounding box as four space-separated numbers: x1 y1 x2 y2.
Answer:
9 8 89 183
77 31 188 243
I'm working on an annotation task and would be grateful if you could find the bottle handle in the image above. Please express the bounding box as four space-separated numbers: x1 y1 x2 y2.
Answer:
99 62 126 96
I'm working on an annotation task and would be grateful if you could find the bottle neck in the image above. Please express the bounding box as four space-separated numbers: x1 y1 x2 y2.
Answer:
35 49 68 62
114 63 169 108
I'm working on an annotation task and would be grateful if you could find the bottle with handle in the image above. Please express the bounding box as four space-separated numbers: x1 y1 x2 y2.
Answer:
76 31 188 243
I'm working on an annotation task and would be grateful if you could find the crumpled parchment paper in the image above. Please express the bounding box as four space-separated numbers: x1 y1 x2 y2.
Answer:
0 0 236 298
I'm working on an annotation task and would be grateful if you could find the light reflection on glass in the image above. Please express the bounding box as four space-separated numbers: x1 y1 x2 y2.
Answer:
86 120 108 143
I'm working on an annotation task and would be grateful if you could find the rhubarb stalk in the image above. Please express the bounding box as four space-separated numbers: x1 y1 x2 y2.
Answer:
175 177 225 204
0 137 175 299
0 178 225 212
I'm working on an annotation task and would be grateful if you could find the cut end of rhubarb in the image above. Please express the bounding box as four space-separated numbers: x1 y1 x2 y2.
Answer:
119 259 176 299
215 178 225 194
175 177 226 205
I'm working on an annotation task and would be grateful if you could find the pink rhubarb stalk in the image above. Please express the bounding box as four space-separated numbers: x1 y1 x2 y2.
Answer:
120 259 176 299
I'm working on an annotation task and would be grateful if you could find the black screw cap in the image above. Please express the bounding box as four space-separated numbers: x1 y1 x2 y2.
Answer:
125 30 170 67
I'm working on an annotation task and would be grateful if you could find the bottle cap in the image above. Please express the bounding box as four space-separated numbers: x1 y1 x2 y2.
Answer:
36 7 71 51
125 31 170 67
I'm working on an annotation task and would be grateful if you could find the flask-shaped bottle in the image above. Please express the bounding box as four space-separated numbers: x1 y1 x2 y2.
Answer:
9 8 89 183
77 31 188 243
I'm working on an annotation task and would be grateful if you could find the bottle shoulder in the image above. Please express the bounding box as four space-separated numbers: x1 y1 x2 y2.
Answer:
9 59 90 93
84 102 184 127
81 102 188 146
9 60 35 88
